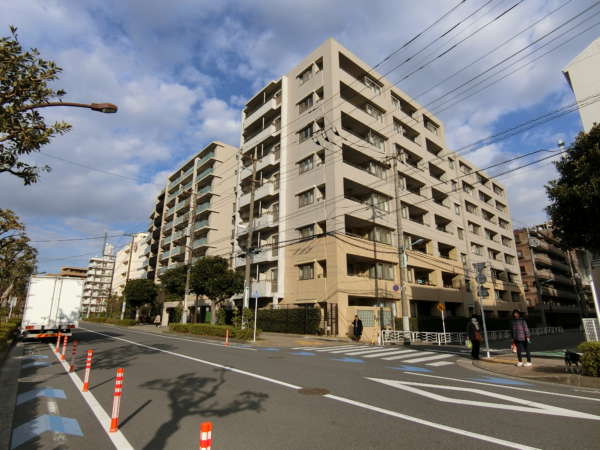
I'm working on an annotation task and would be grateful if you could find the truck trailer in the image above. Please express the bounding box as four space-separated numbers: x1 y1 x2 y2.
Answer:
20 275 84 339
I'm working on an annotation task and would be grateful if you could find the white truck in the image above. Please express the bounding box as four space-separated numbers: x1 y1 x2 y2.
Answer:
20 275 84 339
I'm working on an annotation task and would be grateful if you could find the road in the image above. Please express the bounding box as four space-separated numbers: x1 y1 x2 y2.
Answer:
6 323 600 449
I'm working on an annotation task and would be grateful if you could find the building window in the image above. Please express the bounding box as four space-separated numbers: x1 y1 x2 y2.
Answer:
299 263 314 280
298 189 314 207
369 262 394 280
448 158 455 169
457 228 464 240
298 67 313 85
454 203 460 215
298 123 313 143
298 94 314 114
505 254 515 265
471 243 482 256
364 76 381 95
298 155 314 174
368 227 392 245
298 224 315 240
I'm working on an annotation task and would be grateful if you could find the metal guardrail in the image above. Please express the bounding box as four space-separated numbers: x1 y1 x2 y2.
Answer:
382 326 564 345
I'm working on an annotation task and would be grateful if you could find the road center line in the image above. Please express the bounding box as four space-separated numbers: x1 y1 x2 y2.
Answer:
48 344 134 450
82 327 540 449
403 372 600 402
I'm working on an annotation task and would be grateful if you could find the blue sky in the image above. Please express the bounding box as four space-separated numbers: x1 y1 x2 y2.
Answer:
0 0 596 273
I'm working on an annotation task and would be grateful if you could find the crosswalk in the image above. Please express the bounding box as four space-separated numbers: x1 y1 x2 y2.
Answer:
291 344 457 367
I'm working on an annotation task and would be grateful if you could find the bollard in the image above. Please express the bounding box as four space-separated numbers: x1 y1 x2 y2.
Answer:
69 340 78 372
55 332 62 352
82 350 93 392
109 368 124 432
199 422 212 450
60 334 69 361
225 328 229 346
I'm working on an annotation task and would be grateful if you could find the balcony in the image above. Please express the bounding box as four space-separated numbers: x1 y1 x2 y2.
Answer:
195 151 215 169
194 219 209 232
244 96 280 129
243 118 281 150
193 237 208 249
240 151 280 180
238 182 278 208
196 201 212 214
170 246 185 257
175 199 191 213
196 167 213 183
174 213 189 227
249 279 277 298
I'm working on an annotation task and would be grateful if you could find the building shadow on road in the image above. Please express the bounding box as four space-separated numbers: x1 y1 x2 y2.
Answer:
140 368 268 449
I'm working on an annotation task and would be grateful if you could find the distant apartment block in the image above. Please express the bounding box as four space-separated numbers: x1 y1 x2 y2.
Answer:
145 142 238 321
563 36 600 133
111 232 149 297
515 223 594 326
233 38 526 340
81 244 115 315
47 266 87 278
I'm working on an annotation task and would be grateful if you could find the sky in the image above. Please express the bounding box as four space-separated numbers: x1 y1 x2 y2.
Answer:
0 0 597 273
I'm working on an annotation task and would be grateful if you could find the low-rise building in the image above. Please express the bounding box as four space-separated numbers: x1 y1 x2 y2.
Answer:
111 232 149 297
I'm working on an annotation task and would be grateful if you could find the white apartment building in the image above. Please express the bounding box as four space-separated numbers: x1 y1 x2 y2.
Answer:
563 36 600 133
145 141 238 322
111 232 149 297
81 243 115 315
233 39 526 340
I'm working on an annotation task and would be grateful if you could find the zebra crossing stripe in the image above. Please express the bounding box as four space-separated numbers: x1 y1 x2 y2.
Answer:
343 347 387 356
403 354 454 364
363 349 418 358
426 361 455 367
382 351 433 361
298 345 358 351
327 346 373 354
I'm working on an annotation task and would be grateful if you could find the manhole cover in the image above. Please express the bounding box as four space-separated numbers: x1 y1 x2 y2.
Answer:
298 387 329 396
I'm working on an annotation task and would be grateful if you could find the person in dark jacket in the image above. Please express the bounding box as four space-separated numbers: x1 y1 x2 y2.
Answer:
467 315 482 360
352 315 363 341
511 309 532 367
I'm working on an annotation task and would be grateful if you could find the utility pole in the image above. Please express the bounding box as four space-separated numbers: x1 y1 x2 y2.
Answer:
120 233 136 320
182 191 198 324
392 155 411 332
474 262 491 358
370 202 384 338
566 250 585 322
242 150 258 328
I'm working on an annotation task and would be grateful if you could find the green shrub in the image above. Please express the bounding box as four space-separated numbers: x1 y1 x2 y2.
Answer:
256 308 320 334
0 322 18 352
168 323 259 340
578 342 600 377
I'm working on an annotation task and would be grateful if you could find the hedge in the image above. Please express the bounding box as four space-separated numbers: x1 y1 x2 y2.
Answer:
578 342 600 377
168 323 259 340
0 322 18 352
83 317 137 327
256 308 321 334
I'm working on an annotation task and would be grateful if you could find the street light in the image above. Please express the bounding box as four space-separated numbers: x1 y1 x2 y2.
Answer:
17 101 118 113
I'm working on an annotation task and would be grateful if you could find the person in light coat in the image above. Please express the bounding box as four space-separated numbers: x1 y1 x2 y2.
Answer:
511 309 532 367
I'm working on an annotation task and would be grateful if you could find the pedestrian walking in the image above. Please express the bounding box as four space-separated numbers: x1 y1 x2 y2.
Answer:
352 315 363 342
467 316 482 360
153 314 161 328
511 309 532 367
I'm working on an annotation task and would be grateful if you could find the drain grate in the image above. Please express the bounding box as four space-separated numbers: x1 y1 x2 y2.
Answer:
298 387 330 396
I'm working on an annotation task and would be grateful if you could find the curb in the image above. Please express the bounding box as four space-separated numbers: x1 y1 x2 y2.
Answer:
0 342 23 450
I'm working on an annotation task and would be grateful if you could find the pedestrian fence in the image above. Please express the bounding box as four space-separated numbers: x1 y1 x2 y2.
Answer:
382 326 564 345
582 318 600 342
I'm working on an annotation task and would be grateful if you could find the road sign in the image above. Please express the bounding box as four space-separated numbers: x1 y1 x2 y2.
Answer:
392 284 400 292
476 274 487 284
436 302 445 312
478 286 489 298
473 262 486 273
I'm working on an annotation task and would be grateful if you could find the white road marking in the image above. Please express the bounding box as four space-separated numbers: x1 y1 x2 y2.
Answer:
327 346 374 353
382 351 434 361
426 361 455 367
80 328 543 449
363 349 418 358
49 344 134 450
343 347 389 356
403 372 600 402
46 399 67 447
323 394 540 450
293 345 358 351
368 378 600 421
402 354 454 364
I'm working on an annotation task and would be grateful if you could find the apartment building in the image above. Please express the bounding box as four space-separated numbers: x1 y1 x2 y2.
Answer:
515 223 588 327
145 141 238 322
111 232 149 297
81 244 115 316
233 39 526 340
46 266 87 279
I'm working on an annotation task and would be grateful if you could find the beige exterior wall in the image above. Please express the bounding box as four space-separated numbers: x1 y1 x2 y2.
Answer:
563 36 600 133
81 245 115 314
236 39 526 335
111 232 149 297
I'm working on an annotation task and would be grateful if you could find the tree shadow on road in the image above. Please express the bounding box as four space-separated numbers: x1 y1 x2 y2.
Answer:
140 368 268 449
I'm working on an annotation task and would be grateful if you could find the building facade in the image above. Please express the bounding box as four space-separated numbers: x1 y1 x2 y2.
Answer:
47 266 87 278
145 141 238 322
563 36 600 133
81 244 115 316
233 39 526 340
111 232 149 297
514 224 583 327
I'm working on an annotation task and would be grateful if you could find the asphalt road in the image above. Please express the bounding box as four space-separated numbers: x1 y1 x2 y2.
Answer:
7 323 600 449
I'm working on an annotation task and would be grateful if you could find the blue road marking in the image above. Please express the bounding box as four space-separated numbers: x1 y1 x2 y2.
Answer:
21 361 51 369
11 415 83 449
291 351 316 356
259 347 280 351
17 388 66 406
391 365 432 373
22 355 48 360
470 376 533 386
332 357 364 363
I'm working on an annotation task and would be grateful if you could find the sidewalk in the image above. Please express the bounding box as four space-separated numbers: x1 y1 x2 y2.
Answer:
472 353 600 389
